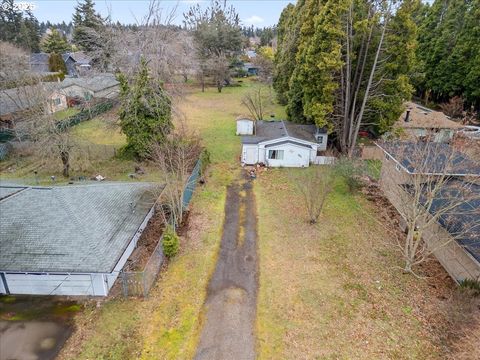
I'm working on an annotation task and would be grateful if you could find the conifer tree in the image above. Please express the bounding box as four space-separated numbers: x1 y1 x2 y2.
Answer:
41 28 70 54
118 58 173 158
273 2 301 105
48 53 67 73
72 0 104 52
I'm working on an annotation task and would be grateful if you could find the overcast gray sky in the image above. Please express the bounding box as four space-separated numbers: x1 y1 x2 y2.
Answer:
30 0 295 26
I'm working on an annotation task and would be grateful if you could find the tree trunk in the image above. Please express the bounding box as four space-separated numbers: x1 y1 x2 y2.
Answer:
61 150 70 178
347 12 390 158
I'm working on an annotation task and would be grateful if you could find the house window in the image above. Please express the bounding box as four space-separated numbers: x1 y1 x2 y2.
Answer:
318 136 323 144
268 150 284 160
54 98 61 105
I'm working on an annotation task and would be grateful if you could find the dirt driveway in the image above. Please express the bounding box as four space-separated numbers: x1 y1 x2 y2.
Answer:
194 178 258 360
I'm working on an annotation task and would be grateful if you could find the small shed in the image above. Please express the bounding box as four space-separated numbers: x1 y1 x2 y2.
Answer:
0 182 161 296
236 117 254 135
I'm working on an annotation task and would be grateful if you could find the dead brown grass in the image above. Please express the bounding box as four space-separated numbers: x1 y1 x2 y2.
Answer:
255 168 480 359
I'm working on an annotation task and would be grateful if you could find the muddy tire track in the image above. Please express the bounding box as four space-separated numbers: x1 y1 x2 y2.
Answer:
194 178 258 360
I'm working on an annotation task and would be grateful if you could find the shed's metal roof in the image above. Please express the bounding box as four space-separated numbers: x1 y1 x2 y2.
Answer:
0 182 160 273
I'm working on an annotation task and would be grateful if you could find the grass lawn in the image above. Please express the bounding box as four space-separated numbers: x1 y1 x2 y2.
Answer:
0 108 162 183
28 79 478 360
254 168 477 359
54 107 80 121
58 79 281 359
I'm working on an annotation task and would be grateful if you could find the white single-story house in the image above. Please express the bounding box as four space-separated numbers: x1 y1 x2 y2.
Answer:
395 101 462 142
0 182 161 296
238 119 331 167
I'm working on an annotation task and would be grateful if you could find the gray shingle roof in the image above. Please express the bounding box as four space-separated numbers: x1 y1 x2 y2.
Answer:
406 180 480 263
60 74 119 93
378 141 480 176
0 182 160 273
241 120 323 145
30 53 50 73
0 83 56 116
63 51 91 65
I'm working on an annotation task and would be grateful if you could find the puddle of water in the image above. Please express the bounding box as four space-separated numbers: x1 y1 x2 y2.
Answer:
0 296 80 360
0 321 72 360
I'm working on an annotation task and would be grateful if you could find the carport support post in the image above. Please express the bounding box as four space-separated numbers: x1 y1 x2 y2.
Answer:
1 273 9 294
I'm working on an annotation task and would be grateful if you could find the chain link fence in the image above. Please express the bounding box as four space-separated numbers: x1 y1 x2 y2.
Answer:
120 158 202 297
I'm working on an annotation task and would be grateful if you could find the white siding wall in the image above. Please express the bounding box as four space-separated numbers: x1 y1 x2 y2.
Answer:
241 144 259 164
265 143 310 167
1 207 155 297
236 120 254 135
317 134 328 151
2 273 102 296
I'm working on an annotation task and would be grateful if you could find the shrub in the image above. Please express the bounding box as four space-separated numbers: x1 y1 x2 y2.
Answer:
162 226 179 259
460 279 480 296
200 148 211 176
333 157 366 193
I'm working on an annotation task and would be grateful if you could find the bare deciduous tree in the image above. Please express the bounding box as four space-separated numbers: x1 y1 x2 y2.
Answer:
290 167 334 224
379 141 480 274
241 87 270 121
151 120 203 226
439 96 464 120
0 41 35 90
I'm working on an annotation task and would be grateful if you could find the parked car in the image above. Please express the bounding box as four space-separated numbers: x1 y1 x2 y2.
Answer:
459 125 480 139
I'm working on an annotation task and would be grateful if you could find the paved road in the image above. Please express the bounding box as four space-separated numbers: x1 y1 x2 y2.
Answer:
194 178 258 360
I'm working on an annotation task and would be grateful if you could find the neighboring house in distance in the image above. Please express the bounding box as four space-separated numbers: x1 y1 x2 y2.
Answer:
245 50 257 59
395 101 461 142
377 141 480 283
238 119 331 167
242 62 259 76
30 53 50 74
0 84 67 126
0 182 160 296
60 73 120 100
62 51 92 77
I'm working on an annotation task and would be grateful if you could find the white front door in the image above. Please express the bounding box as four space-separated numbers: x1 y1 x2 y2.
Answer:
244 147 257 164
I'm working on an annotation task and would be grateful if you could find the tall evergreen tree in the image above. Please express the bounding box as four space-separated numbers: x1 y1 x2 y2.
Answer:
273 3 301 105
118 58 173 158
286 0 320 123
0 0 40 51
72 0 104 52
41 28 70 54
274 0 418 154
416 0 479 108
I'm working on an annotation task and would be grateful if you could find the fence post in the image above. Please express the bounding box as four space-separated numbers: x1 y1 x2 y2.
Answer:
143 271 148 298
121 272 127 297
